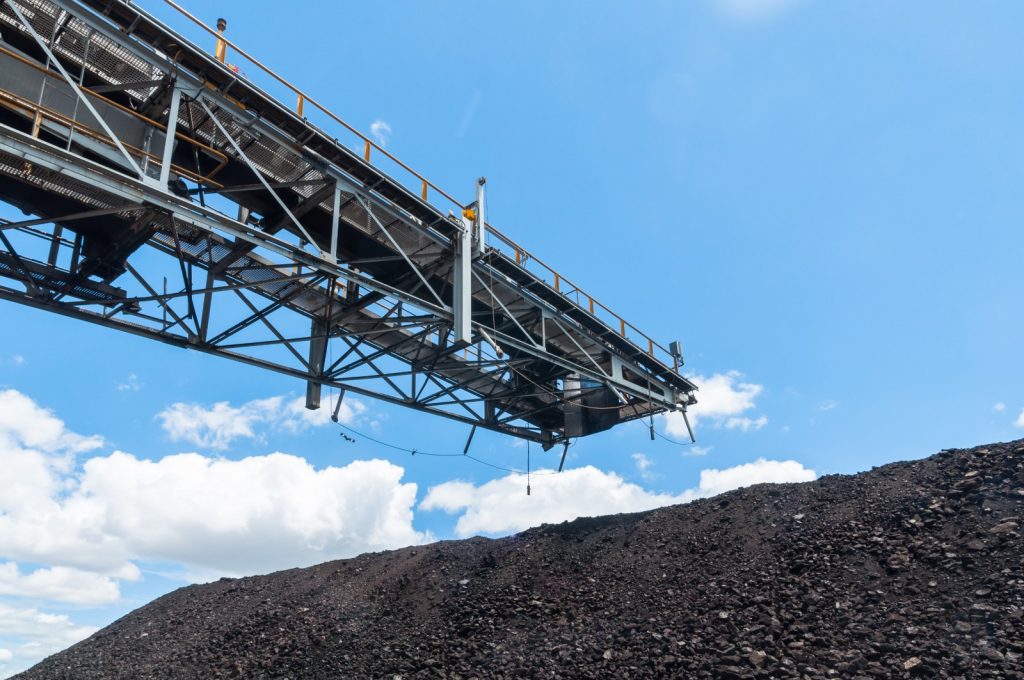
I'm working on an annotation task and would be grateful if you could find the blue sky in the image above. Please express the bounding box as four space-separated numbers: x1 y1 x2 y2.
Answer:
1 0 1023 674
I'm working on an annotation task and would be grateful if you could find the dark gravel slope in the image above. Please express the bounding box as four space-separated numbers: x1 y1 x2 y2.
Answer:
18 440 1024 679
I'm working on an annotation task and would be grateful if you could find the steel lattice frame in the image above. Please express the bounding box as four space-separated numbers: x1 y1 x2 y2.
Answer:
0 0 697 448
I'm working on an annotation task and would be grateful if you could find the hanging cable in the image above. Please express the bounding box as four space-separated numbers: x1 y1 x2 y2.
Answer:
654 430 696 447
333 421 560 475
526 440 531 496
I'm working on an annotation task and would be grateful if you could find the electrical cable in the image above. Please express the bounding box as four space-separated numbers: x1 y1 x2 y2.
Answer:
526 440 531 495
334 420 561 475
654 429 696 447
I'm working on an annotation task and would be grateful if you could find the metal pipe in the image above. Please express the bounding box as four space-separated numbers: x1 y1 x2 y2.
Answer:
214 18 227 63
0 46 231 176
4 0 144 179
681 408 696 443
477 327 503 358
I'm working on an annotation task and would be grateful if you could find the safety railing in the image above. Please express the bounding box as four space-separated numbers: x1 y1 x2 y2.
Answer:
157 0 680 373
0 44 229 185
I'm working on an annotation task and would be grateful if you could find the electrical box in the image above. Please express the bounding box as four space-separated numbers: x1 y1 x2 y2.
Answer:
669 341 684 364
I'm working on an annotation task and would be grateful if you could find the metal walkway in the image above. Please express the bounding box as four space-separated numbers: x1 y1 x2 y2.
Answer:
0 0 697 449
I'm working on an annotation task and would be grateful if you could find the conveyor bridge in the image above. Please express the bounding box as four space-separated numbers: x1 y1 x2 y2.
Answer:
0 0 697 448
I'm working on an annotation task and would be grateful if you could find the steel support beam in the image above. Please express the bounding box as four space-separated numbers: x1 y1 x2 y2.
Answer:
0 0 697 449
454 212 472 344
158 85 181 188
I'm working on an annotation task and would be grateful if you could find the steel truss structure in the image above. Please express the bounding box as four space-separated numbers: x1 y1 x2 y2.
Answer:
0 0 697 448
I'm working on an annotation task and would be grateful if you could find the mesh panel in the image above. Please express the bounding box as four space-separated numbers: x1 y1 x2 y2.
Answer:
1 1 162 102
0 148 119 208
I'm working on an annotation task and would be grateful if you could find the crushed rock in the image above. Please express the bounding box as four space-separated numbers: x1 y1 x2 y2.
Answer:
16 440 1024 679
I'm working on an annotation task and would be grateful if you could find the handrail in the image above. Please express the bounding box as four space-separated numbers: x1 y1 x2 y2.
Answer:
0 44 229 182
487 227 676 367
0 87 224 187
162 0 464 211
156 0 679 373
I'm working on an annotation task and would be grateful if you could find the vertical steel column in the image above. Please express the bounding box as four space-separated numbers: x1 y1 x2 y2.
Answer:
473 176 487 258
454 210 473 344
305 315 329 410
4 0 144 178
328 181 341 263
158 85 181 188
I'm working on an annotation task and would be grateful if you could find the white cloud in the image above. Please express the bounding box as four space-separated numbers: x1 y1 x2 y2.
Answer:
10 354 25 365
78 452 426 574
819 399 839 411
713 0 801 21
370 119 391 147
631 452 656 481
277 394 365 431
725 415 768 432
686 445 712 457
116 373 141 392
1 390 416 574
0 603 96 676
0 448 426 577
992 402 1005 412
158 395 365 449
0 389 422 675
0 389 103 455
663 371 767 437
632 452 652 472
694 458 816 497
0 563 122 606
422 457 816 537
1016 408 1024 428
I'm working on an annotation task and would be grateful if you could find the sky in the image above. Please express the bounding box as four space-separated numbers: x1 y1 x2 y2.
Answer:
2 0 1024 674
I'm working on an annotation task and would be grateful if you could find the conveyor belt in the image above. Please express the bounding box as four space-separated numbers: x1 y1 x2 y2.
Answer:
0 0 698 445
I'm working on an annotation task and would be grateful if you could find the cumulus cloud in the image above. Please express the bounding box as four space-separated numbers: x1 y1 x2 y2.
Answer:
2 390 420 576
79 452 426 574
632 452 656 482
1016 408 1024 428
819 400 839 411
158 395 365 449
0 389 424 674
370 119 391 147
0 563 123 606
993 402 1005 412
0 603 97 676
663 371 767 437
694 458 816 497
0 389 103 455
421 457 816 537
0 448 426 577
725 415 768 432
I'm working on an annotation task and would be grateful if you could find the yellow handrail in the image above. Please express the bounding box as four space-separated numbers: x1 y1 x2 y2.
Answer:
159 0 675 369
163 0 465 210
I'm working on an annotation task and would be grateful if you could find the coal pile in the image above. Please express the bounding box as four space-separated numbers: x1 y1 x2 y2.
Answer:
18 440 1024 679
